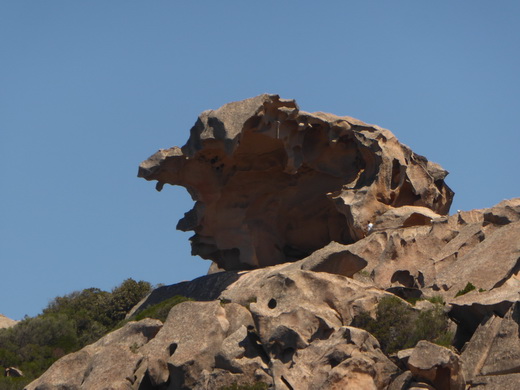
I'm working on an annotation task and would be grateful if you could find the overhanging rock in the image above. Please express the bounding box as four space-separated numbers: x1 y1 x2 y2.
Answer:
139 94 453 270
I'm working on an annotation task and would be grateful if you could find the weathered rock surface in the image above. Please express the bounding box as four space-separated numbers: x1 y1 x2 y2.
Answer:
406 341 465 390
26 257 396 390
131 243 381 319
460 302 520 386
139 94 453 270
26 319 163 390
275 326 398 390
0 313 17 329
347 198 520 302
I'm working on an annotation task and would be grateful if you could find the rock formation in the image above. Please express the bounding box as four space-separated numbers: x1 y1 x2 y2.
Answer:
26 256 398 390
138 94 453 270
25 97 520 389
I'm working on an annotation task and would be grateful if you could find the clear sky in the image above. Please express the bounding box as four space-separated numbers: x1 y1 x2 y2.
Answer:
1 1 519 320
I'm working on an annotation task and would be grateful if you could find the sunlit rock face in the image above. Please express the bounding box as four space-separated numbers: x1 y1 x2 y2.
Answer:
139 94 453 270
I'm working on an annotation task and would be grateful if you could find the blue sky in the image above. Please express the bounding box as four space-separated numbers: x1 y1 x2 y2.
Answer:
1 2 519 320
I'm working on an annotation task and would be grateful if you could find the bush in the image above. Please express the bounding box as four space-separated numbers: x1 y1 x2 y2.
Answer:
455 282 476 297
352 295 452 354
426 295 445 305
0 376 32 390
132 295 192 322
106 279 152 323
0 278 152 383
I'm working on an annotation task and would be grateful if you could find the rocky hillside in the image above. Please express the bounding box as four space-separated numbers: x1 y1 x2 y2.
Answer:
25 96 520 389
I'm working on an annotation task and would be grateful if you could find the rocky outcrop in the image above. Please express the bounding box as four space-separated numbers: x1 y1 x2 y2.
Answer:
26 319 163 390
28 236 520 389
347 198 520 301
406 341 465 390
460 302 520 386
139 94 453 270
0 314 17 329
26 256 398 390
25 96 520 389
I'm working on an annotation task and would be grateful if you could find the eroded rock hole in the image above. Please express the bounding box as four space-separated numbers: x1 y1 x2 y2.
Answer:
268 298 277 309
391 159 401 190
327 350 349 368
391 270 415 288
168 343 177 356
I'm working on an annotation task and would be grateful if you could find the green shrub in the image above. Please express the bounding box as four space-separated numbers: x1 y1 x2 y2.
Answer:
132 295 192 322
107 279 152 323
0 278 152 383
0 376 32 390
455 282 476 297
352 295 452 354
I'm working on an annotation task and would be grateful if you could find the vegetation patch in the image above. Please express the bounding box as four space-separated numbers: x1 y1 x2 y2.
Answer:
0 279 151 382
0 376 32 390
405 295 445 306
352 295 453 354
426 295 445 305
132 295 193 322
455 282 476 297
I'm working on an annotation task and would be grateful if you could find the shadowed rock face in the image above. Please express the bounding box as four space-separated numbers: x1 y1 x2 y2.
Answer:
139 94 453 270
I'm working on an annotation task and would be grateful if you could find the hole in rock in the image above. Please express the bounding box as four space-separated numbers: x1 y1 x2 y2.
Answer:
386 286 423 301
391 159 401 190
137 371 160 390
268 298 277 309
327 350 349 368
403 213 432 227
391 270 415 288
168 343 177 356
246 330 270 364
280 347 296 364
392 178 421 207
417 271 425 288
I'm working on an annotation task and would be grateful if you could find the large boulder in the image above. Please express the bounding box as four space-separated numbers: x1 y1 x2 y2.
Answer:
25 319 163 390
407 341 465 390
139 94 453 270
460 302 520 387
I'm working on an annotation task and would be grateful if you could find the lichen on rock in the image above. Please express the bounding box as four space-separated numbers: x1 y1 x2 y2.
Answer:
139 94 453 270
